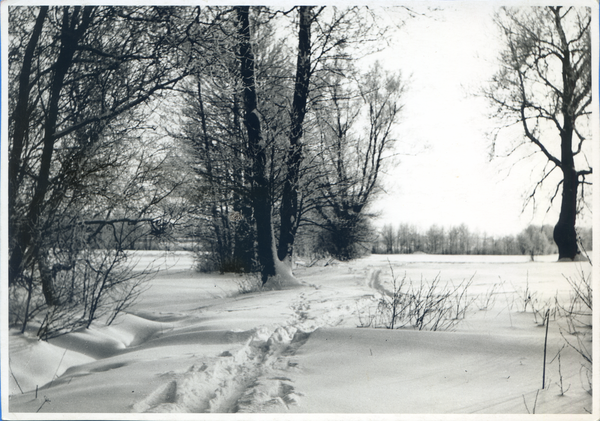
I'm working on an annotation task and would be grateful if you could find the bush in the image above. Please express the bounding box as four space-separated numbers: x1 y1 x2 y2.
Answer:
192 214 255 274
236 273 264 294
10 246 153 340
314 214 374 261
358 265 474 331
38 249 152 340
194 250 255 274
557 268 592 389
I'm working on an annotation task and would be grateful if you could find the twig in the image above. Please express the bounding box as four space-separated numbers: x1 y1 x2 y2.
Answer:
49 348 68 389
554 350 571 395
499 279 513 327
36 396 51 413
523 389 540 414
522 394 530 414
8 359 24 394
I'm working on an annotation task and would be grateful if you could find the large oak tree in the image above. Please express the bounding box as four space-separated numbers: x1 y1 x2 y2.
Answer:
486 6 592 260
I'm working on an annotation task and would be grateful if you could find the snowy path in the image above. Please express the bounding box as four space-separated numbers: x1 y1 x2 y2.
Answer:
132 325 307 413
131 275 369 413
133 298 317 412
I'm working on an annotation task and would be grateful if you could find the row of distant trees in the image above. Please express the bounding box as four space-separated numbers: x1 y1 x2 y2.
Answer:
374 223 592 257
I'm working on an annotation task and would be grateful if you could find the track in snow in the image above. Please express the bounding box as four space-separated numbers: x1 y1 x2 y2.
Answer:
132 287 359 413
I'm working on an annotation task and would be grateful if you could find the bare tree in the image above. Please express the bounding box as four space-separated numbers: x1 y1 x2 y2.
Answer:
426 225 445 254
517 225 552 260
277 6 394 264
381 224 396 254
375 222 560 256
310 62 405 260
184 7 396 277
8 6 194 335
234 6 278 283
485 6 592 260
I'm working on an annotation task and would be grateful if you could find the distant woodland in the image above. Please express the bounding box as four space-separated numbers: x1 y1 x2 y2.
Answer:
372 224 593 257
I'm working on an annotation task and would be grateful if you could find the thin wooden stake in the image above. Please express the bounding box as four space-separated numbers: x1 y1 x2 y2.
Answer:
542 309 550 389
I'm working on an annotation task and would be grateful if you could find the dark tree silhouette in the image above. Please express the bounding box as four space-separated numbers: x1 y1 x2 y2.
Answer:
235 6 277 283
486 6 592 260
278 6 315 264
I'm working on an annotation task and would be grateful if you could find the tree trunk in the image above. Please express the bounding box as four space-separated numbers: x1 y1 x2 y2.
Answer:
554 166 579 260
553 11 580 261
8 6 49 286
277 6 313 264
232 95 255 273
14 6 93 305
37 249 59 306
235 6 276 284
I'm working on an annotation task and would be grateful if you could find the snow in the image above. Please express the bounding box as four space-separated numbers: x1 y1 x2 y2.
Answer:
3 251 596 419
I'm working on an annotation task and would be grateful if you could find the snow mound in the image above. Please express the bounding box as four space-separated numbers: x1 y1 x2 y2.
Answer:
9 313 171 395
49 314 170 359
9 336 95 393
262 258 303 289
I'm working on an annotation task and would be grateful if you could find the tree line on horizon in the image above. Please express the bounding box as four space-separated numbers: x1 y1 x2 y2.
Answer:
373 223 592 257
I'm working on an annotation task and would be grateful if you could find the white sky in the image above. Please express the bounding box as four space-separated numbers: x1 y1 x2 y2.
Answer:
369 3 592 237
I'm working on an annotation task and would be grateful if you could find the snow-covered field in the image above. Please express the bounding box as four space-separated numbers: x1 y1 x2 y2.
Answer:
3 251 596 419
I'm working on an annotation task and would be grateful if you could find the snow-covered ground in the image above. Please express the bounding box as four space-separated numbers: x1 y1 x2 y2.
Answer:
3 251 596 419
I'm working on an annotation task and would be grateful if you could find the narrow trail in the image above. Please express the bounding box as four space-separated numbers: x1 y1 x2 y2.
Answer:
132 324 307 413
131 286 361 413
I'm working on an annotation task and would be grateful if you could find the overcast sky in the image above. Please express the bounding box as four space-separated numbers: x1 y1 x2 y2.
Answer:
368 3 592 236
